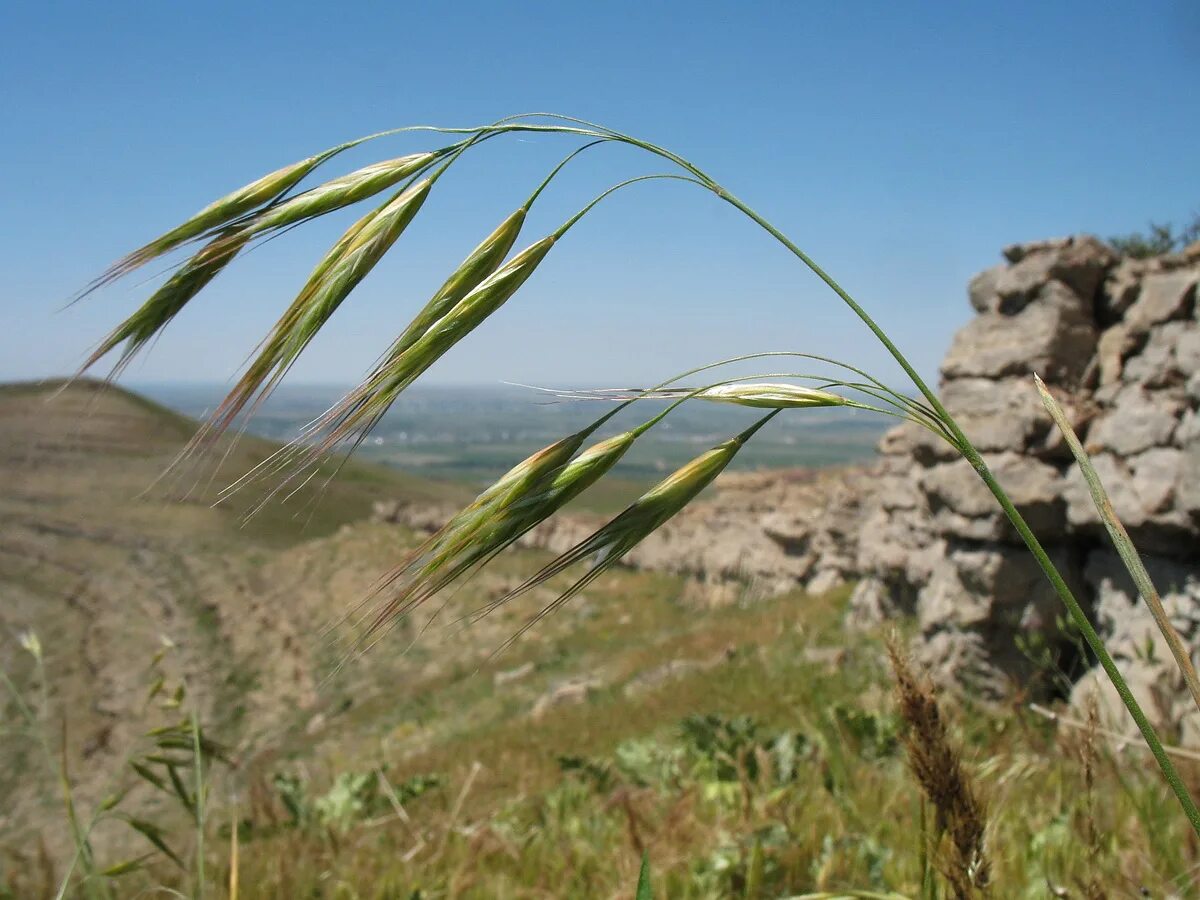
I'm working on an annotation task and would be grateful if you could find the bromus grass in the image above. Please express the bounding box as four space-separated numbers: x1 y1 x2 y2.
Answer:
73 111 1200 851
461 410 781 661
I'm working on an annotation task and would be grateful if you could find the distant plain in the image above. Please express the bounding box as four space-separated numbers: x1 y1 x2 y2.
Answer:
138 383 888 499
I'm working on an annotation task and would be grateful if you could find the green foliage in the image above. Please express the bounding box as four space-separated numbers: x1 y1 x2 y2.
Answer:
1107 210 1200 258
273 768 441 833
6 584 1199 897
636 852 653 900
0 634 229 897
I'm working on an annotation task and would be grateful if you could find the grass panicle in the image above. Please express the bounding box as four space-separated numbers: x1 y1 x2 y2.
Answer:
351 428 593 642
78 149 452 381
356 425 648 648
260 143 608 488
350 377 791 650
228 233 562 510
284 205 532 464
384 206 527 361
73 114 1200 834
345 233 555 410
887 637 990 900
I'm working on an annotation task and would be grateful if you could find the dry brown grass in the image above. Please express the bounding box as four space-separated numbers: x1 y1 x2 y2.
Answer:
887 635 990 899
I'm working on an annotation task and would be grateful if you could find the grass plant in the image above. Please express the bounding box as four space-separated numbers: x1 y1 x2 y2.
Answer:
56 111 1200 891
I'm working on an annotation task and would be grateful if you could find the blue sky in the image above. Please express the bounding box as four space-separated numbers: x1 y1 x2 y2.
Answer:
2 1 1197 391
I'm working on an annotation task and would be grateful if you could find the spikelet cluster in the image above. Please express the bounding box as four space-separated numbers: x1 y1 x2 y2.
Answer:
254 231 560 497
240 152 443 238
199 176 434 443
357 426 640 645
81 150 448 378
85 142 358 294
688 382 848 409
463 413 778 654
83 231 249 375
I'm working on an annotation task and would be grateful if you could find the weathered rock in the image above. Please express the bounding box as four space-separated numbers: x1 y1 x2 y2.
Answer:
922 453 1064 538
940 377 1057 454
1100 257 1146 321
1002 237 1072 264
878 420 957 465
1177 442 1200 521
1063 449 1193 553
1123 320 1199 388
1072 551 1200 743
531 678 601 717
1086 384 1181 455
941 282 1097 384
968 264 1006 313
1125 270 1198 331
993 236 1114 314
493 661 535 687
848 236 1198 717
1095 324 1141 385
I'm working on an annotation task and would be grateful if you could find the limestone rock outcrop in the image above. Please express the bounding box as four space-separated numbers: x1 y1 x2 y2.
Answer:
852 237 1200 730
375 464 878 606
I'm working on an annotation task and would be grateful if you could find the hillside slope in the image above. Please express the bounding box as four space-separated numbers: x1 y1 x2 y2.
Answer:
0 380 471 845
0 379 809 859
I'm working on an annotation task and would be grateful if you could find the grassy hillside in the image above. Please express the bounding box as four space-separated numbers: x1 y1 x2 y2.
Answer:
1 381 1195 898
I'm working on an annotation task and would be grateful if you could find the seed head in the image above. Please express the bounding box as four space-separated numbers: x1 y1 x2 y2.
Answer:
200 178 434 443
360 427 590 637
82 231 249 375
18 629 42 661
243 152 442 238
284 232 558 474
358 425 642 646
87 146 349 292
684 382 847 409
384 207 527 364
475 414 776 651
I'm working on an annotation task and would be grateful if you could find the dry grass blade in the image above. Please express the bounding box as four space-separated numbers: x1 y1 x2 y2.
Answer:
886 636 990 899
1034 374 1200 716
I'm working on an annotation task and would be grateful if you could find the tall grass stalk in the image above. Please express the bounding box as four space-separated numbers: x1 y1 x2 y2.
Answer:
1035 375 1200 715
75 112 1200 837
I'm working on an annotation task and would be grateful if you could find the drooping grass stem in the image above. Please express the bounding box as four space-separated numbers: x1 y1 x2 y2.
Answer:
555 118 1200 835
707 188 1200 838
